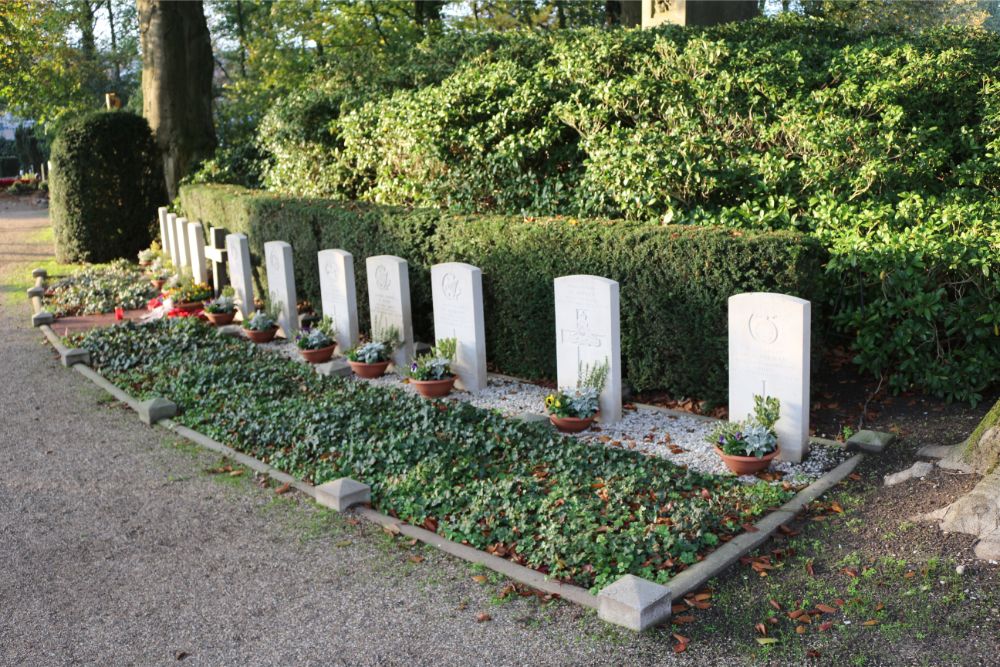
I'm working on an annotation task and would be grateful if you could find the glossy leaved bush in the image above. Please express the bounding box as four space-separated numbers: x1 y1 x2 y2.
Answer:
252 16 1000 403
70 318 792 591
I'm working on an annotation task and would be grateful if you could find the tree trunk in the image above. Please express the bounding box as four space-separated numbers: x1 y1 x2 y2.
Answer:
107 0 121 87
138 0 216 200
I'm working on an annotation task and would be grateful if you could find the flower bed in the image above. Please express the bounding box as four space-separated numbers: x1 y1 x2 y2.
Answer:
43 260 156 317
69 318 794 591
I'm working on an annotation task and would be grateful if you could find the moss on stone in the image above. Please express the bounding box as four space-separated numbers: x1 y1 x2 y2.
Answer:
963 398 1000 471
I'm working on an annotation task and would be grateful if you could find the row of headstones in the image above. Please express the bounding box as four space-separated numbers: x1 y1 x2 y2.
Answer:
157 209 811 462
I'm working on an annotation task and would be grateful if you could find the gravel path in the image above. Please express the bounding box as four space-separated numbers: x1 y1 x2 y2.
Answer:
258 339 847 484
0 201 751 666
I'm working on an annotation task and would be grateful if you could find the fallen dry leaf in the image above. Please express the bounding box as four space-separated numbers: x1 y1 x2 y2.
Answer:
795 625 807 635
756 638 778 645
471 575 488 584
476 612 491 623
769 599 782 611
816 604 838 614
409 555 424 564
863 619 879 627
673 615 696 624
274 482 291 495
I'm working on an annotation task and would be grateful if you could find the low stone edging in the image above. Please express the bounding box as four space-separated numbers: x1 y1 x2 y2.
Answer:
26 267 870 631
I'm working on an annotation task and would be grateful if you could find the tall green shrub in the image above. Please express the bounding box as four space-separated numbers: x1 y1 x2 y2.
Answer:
50 111 164 263
256 16 1000 402
180 184 826 401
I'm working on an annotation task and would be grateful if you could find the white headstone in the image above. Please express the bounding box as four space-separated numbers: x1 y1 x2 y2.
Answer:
728 292 811 462
225 233 255 319
165 213 178 262
366 255 413 368
318 249 359 352
157 207 169 257
431 262 486 393
554 275 622 423
174 216 190 270
264 240 298 339
187 221 208 284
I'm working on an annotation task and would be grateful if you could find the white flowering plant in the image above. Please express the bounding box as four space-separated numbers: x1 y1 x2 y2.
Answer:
545 360 609 419
708 395 781 458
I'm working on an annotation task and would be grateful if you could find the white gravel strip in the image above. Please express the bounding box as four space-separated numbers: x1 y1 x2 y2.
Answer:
254 340 847 484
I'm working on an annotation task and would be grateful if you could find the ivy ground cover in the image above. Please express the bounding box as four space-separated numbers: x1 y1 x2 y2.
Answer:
70 318 793 591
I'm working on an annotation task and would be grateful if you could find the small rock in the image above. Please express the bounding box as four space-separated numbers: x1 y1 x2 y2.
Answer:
956 564 966 575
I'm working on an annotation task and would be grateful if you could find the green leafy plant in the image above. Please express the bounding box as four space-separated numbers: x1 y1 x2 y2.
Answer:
708 395 781 459
69 318 795 591
346 323 400 363
43 259 155 317
545 359 609 419
242 303 279 331
296 316 336 350
406 337 456 381
203 287 236 315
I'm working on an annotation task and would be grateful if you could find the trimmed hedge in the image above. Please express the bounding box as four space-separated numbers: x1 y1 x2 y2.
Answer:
50 111 164 263
180 184 826 401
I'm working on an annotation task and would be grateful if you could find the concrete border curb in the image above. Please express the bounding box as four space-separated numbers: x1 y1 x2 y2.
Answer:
661 453 865 601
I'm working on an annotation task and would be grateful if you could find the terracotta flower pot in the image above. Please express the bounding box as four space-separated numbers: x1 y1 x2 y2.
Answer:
244 326 278 343
348 360 390 379
150 279 165 291
174 301 202 313
714 446 779 476
204 310 235 326
549 415 595 433
410 376 456 398
299 344 336 364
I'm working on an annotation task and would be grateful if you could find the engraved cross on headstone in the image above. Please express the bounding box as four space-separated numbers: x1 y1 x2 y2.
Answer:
203 227 229 296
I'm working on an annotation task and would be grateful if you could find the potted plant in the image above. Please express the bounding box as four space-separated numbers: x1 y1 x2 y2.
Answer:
242 305 280 344
202 287 237 326
137 242 161 268
296 316 337 363
405 338 458 398
345 325 399 379
708 395 781 475
544 360 609 433
165 274 212 313
147 256 172 291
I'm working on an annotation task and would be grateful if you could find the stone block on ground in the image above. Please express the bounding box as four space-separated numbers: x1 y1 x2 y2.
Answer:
137 397 177 426
31 311 54 327
314 358 352 378
597 574 671 631
846 429 896 455
26 286 44 299
215 324 243 338
61 348 90 367
884 461 934 487
315 478 371 511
